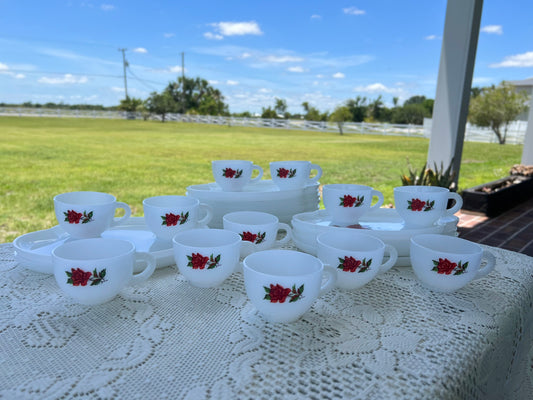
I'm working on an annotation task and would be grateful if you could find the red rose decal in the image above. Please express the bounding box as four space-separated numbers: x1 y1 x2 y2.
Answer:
431 258 468 275
222 168 243 178
187 253 221 269
66 267 106 286
161 211 189 226
263 283 304 303
339 195 364 208
338 256 372 273
434 258 457 275
278 168 289 178
241 231 258 243
189 253 209 269
407 198 434 211
66 210 82 224
64 210 93 224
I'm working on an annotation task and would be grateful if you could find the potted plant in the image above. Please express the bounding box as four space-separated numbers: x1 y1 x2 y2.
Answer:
461 165 533 217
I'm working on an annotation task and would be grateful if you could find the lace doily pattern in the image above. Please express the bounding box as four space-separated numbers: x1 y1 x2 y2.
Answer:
1 243 532 399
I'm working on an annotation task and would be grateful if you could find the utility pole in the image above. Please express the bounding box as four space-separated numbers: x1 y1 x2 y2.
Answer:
118 48 128 99
181 52 185 113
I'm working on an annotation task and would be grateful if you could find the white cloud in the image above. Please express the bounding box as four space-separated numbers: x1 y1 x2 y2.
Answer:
100 4 115 11
133 47 147 54
287 66 305 73
164 33 175 38
168 65 185 73
262 55 304 63
111 86 124 92
209 80 220 85
316 74 324 78
425 35 437 40
0 62 8 72
354 83 403 94
311 14 322 20
38 74 88 84
210 21 263 37
240 52 252 59
333 72 345 79
204 32 224 40
481 25 503 35
0 62 28 79
343 6 365 15
14 73 25 79
490 51 533 68
258 88 272 93
226 80 239 85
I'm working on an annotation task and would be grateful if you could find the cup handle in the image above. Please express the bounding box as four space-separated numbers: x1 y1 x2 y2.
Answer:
308 164 323 184
369 190 384 211
274 223 292 246
319 264 337 295
197 203 213 226
110 202 131 227
130 252 157 285
250 165 264 184
378 244 398 273
446 192 463 215
474 250 496 280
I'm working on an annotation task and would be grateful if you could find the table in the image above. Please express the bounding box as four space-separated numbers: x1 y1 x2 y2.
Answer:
1 242 532 399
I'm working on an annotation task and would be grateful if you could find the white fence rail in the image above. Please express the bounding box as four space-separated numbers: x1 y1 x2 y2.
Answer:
0 107 527 144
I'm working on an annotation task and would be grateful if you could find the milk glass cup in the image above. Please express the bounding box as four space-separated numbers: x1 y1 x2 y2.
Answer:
143 196 212 241
410 234 496 292
223 211 292 257
52 238 156 305
394 186 463 228
317 230 398 290
54 191 131 239
243 249 336 323
322 184 384 226
212 160 263 191
269 161 322 190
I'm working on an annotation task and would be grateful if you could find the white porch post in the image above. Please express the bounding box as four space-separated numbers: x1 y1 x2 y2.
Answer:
427 0 484 185
522 99 533 165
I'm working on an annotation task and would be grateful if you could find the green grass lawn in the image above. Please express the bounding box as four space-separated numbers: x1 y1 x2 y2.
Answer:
0 116 523 243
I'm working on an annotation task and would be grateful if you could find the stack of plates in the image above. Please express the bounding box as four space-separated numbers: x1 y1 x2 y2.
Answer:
186 180 320 228
291 208 459 267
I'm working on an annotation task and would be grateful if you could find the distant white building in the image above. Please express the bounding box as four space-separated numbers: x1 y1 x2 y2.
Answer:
509 77 533 121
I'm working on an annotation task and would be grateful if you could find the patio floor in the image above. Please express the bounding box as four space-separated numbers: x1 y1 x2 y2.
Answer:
457 196 533 257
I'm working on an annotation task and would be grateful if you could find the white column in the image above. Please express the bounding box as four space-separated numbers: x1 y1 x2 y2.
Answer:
427 0 484 184
521 99 533 165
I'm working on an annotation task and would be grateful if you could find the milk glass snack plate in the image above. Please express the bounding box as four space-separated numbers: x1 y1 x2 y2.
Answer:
186 180 320 228
291 208 458 266
13 217 194 274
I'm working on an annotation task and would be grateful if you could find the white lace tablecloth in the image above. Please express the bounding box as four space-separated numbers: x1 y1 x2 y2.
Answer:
1 242 532 400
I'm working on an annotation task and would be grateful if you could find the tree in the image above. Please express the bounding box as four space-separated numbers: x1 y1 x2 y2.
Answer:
345 96 368 122
145 91 176 122
468 81 529 144
166 76 229 115
301 102 328 121
261 106 278 119
392 103 428 125
274 98 288 117
118 97 142 112
329 106 352 135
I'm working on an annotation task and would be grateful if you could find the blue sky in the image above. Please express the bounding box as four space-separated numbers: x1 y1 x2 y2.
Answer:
0 0 532 114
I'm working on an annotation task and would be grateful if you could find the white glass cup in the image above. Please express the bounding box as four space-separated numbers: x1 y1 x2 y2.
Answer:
54 191 132 239
172 229 241 288
143 196 212 241
322 184 384 226
269 161 322 190
223 211 292 258
243 249 336 323
394 186 463 228
410 234 496 292
212 160 263 191
316 230 398 290
52 238 156 305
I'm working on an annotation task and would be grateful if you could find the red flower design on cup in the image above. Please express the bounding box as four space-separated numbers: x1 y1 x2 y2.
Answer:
339 195 364 208
63 210 93 224
276 168 296 178
263 283 304 303
240 231 266 244
432 258 469 275
187 253 221 269
337 256 372 273
407 198 435 212
66 267 106 286
161 211 189 226
222 168 243 178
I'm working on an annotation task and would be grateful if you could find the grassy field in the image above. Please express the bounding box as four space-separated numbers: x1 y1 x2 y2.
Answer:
1 116 523 243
